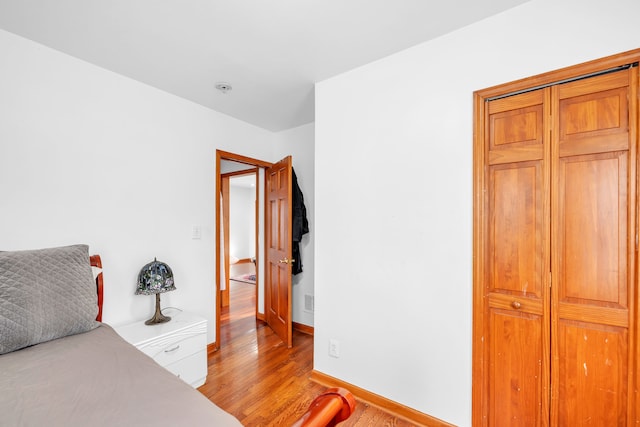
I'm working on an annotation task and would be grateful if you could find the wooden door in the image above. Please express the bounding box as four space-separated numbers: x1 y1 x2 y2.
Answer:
481 89 551 426
474 52 639 427
550 70 635 426
265 156 293 348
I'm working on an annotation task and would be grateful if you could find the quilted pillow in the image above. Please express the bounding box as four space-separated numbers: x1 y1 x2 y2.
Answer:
0 244 98 355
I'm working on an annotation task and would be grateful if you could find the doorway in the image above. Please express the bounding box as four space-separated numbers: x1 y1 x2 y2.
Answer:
216 151 270 350
215 150 294 350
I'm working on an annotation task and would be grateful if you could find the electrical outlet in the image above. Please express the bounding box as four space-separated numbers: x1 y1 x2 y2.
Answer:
329 339 340 358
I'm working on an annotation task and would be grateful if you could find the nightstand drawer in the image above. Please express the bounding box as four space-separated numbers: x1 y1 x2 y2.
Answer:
113 311 208 388
141 332 206 366
164 349 207 388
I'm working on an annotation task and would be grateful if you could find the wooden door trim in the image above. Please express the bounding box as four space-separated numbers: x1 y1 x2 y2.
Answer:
220 168 259 308
222 168 258 178
217 150 273 168
473 49 640 426
215 150 272 351
221 175 230 307
220 167 259 308
471 88 487 427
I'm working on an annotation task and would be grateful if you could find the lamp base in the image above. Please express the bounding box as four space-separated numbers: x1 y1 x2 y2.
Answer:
145 293 171 325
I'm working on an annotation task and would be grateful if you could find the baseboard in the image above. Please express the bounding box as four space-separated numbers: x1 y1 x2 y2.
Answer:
207 342 217 356
309 370 455 427
293 321 314 335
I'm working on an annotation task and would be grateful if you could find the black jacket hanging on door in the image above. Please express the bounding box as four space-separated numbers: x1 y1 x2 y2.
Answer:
292 168 309 275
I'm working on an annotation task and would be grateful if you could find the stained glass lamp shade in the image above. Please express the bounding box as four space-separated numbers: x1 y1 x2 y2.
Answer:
136 258 176 325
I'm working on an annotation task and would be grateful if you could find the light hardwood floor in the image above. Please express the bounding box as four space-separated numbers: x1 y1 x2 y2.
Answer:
198 280 419 426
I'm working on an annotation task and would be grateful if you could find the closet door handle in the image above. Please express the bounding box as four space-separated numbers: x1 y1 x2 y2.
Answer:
511 301 522 309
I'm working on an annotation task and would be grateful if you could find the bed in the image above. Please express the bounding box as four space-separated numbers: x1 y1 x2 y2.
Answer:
0 245 354 426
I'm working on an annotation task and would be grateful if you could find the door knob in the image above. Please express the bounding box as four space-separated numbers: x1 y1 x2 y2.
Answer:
279 258 295 264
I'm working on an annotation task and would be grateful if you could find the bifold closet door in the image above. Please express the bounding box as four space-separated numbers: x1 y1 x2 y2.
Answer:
550 69 635 426
476 64 637 426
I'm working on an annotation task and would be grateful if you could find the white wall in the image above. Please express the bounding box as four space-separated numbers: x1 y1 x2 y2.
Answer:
229 183 255 260
314 0 640 425
0 29 276 344
273 123 315 326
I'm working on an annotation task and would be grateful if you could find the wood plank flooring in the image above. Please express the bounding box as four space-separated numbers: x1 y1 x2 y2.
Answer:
198 280 419 426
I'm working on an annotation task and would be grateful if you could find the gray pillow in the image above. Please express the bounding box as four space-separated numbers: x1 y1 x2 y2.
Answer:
0 244 99 355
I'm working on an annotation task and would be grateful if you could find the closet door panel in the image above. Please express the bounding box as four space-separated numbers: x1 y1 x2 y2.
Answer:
489 310 544 426
557 321 628 426
489 162 542 297
552 69 632 424
557 152 628 308
558 71 629 149
482 88 550 427
489 90 545 165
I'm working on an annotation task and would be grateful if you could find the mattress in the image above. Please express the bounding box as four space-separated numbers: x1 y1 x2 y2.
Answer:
0 324 242 427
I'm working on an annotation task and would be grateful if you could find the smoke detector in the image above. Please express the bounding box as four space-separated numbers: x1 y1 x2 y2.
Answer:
215 82 232 94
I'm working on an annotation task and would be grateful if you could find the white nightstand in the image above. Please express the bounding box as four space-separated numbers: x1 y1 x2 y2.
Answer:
114 309 208 388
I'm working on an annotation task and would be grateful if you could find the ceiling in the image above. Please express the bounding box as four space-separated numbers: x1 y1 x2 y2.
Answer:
0 0 529 132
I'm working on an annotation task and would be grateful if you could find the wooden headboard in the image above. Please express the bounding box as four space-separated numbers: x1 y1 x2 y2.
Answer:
89 255 104 322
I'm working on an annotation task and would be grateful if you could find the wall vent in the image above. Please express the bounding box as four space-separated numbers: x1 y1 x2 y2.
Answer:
304 294 314 313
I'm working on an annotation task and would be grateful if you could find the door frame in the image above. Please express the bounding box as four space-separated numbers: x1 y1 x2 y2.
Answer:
215 150 272 350
472 49 640 425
